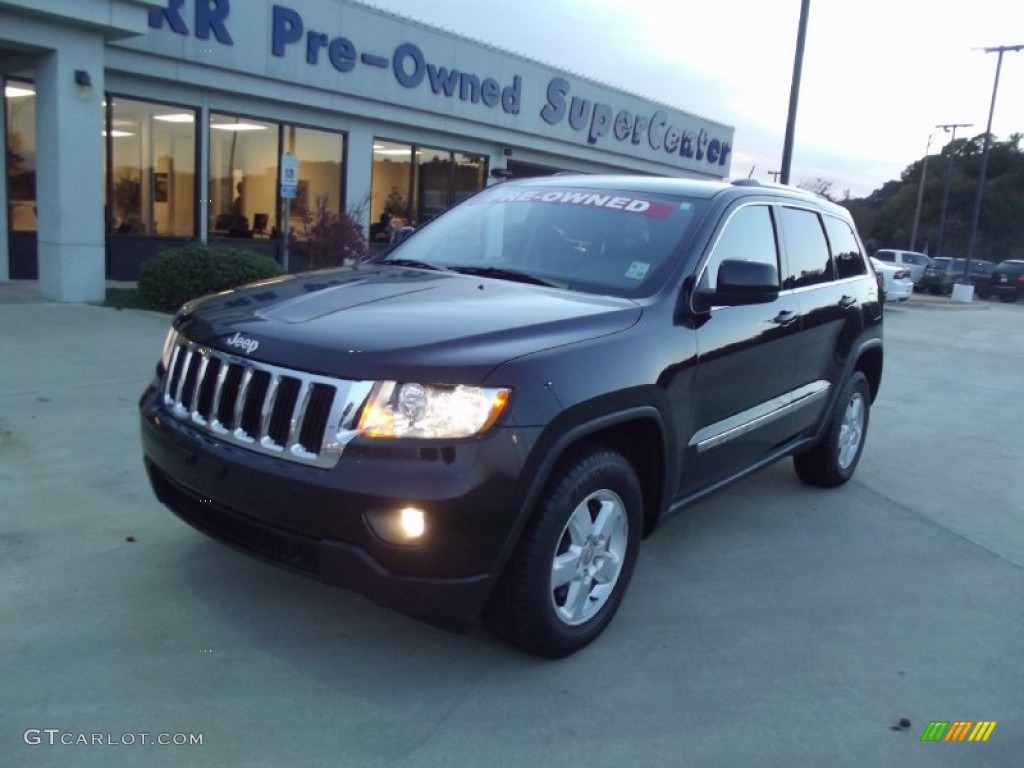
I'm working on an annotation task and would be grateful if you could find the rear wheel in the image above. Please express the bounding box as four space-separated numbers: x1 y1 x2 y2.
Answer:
928 286 942 295
484 447 642 658
999 292 1018 303
794 372 870 488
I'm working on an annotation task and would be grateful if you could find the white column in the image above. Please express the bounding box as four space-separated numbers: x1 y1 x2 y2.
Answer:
345 126 374 232
35 29 106 302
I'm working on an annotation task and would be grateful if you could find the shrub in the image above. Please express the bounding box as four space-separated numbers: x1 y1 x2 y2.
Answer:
290 194 369 270
138 244 284 312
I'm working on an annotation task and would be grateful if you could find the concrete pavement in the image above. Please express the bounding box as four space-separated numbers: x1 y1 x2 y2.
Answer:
1 283 1021 767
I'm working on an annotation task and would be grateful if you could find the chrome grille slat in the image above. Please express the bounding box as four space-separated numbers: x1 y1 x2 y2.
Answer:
258 375 281 444
159 333 369 469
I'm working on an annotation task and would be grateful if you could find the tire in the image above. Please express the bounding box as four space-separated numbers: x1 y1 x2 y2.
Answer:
484 447 642 658
976 288 991 300
999 292 1018 303
928 286 942 295
793 372 870 488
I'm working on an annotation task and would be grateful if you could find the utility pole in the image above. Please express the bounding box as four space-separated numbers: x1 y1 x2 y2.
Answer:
962 44 1024 289
933 122 973 260
780 0 810 185
909 133 933 251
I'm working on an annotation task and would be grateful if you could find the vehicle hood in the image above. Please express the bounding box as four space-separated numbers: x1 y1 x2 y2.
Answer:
175 264 642 382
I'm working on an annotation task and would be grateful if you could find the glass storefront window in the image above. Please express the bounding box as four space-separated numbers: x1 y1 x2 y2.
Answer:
209 113 278 237
209 114 345 239
105 96 196 236
5 80 36 232
284 125 345 234
371 140 413 230
370 139 486 237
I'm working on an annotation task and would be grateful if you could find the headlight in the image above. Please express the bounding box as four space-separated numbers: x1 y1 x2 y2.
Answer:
160 327 179 371
357 382 510 439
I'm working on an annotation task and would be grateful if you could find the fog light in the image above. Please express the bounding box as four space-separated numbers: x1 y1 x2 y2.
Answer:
366 506 428 545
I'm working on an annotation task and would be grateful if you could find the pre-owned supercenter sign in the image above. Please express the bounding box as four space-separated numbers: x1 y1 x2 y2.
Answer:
148 1 732 172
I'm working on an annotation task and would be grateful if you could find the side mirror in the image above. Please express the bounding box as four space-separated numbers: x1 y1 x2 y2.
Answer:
704 259 780 306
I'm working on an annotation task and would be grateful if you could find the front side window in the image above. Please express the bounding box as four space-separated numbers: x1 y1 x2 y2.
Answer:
779 206 833 289
379 185 705 298
106 96 196 236
700 204 779 291
5 79 36 232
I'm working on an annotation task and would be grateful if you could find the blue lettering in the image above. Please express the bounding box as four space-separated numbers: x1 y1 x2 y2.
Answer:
196 0 233 45
501 76 521 114
664 124 680 153
480 78 499 106
149 0 189 34
614 110 632 141
679 131 694 158
631 115 648 145
272 5 303 57
588 103 611 144
427 64 460 97
648 110 666 151
307 31 327 64
695 130 707 160
540 77 569 125
718 142 732 167
707 138 721 164
393 43 425 88
328 37 356 72
460 73 481 103
568 96 591 131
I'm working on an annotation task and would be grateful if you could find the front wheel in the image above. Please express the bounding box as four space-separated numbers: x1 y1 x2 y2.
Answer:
794 372 871 488
484 447 642 658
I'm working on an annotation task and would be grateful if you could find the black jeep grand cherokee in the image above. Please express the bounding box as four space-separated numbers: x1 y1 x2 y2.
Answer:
140 176 882 658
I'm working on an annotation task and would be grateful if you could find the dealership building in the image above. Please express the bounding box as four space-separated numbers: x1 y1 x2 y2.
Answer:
1 0 734 302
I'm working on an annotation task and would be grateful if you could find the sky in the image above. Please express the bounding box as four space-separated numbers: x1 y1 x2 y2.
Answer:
363 0 1024 199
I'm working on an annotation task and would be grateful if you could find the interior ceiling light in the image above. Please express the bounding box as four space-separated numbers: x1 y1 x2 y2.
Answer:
155 113 195 123
211 123 267 131
103 130 134 138
4 85 35 98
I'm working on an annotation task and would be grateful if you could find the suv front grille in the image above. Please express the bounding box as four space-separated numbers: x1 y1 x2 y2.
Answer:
161 333 373 468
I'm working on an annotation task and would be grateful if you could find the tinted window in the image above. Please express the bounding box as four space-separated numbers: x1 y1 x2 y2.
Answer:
780 207 833 288
700 204 779 290
875 251 895 262
903 253 923 265
823 216 867 278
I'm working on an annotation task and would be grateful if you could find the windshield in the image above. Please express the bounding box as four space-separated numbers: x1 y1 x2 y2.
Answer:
376 184 707 298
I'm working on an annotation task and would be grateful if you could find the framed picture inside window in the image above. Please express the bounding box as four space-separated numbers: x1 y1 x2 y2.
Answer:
154 172 169 203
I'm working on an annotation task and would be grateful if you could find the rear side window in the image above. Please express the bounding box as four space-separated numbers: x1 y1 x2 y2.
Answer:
779 206 833 289
700 204 779 291
875 250 896 262
823 216 867 278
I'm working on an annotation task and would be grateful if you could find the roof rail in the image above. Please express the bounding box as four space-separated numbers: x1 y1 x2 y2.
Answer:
731 179 763 187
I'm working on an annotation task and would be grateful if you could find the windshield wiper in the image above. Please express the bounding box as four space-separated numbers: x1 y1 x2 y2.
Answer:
447 265 566 288
379 258 447 271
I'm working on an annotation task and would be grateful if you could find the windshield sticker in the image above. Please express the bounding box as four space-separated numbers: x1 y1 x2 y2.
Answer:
625 261 650 280
476 189 675 219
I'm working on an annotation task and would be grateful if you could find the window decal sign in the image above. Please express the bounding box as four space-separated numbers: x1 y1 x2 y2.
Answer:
475 189 676 219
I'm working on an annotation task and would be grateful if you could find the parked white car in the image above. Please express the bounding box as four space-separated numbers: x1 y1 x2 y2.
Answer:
873 249 933 288
871 257 913 302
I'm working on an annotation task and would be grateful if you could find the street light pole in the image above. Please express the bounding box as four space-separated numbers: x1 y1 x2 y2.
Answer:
909 133 933 251
962 44 1024 288
933 122 972 261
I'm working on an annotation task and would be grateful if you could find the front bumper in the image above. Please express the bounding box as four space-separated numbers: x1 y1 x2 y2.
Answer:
139 385 537 626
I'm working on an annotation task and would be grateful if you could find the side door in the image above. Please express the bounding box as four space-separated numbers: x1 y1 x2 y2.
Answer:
679 202 802 494
781 209 869 436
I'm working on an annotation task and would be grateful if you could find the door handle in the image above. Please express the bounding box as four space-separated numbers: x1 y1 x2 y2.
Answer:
772 310 799 326
838 295 858 308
